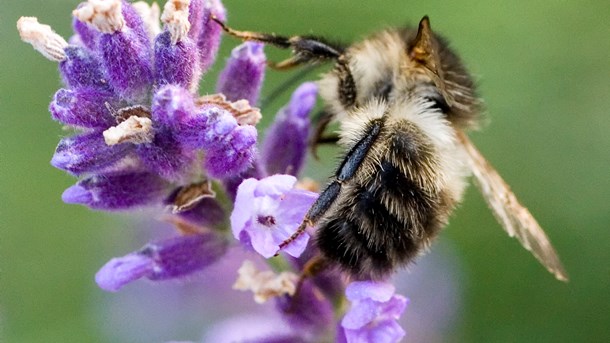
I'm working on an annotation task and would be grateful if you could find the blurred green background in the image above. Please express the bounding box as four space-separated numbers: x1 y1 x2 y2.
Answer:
2 0 609 342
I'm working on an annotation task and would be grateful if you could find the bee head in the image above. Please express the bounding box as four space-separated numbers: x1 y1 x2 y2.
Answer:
319 16 480 127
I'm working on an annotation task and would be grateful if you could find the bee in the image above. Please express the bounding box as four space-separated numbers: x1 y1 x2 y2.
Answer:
214 16 568 281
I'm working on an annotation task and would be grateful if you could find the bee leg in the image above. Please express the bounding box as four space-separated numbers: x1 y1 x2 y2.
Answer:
311 133 340 160
310 109 337 159
277 180 341 253
267 56 307 70
212 16 344 67
277 119 383 254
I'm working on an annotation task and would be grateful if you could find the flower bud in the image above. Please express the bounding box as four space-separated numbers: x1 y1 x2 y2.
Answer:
49 87 117 128
51 131 132 175
62 171 169 210
262 83 317 176
216 42 266 105
95 233 227 291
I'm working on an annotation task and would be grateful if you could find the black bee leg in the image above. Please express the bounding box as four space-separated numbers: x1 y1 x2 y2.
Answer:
277 119 383 253
310 110 338 159
277 180 341 253
311 134 339 160
212 16 344 69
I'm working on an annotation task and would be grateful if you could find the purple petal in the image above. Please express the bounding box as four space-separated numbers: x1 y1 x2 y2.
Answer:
151 85 197 132
341 299 379 330
49 87 117 128
246 226 281 258
204 125 257 178
276 280 334 332
135 128 195 181
230 178 260 238
221 162 266 201
341 281 408 343
277 232 309 259
98 30 152 101
262 83 316 176
177 105 237 150
120 0 152 48
289 82 318 119
230 175 314 258
381 295 408 319
187 0 205 40
153 31 201 91
201 107 238 147
51 131 132 175
62 171 169 210
197 0 225 72
176 198 226 228
343 321 406 343
72 16 99 51
253 174 297 198
59 46 109 89
169 109 207 149
216 42 266 105
143 233 227 280
274 189 317 225
345 281 396 302
367 320 406 343
95 253 154 292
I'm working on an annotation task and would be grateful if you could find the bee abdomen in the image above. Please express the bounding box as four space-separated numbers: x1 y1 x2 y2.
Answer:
316 160 447 279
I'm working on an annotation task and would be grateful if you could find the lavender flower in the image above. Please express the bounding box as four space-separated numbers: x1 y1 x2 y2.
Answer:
49 87 117 128
19 0 261 210
275 280 334 334
96 233 227 291
51 130 132 175
62 171 170 210
340 281 408 343
262 82 317 176
217 41 266 104
73 0 154 101
19 1 417 341
231 175 317 258
196 0 226 72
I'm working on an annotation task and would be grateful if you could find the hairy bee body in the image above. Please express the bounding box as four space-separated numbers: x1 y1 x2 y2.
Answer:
217 16 568 281
313 27 479 278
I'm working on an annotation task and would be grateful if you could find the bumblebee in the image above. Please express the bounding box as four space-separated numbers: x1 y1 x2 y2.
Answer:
215 16 568 281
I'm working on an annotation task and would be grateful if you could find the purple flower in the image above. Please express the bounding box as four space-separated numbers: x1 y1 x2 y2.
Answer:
154 30 201 92
196 0 226 72
205 124 258 178
49 87 117 128
231 175 317 258
19 4 415 343
72 0 154 101
276 280 334 334
216 42 266 105
96 233 227 292
19 1 269 210
340 281 408 343
154 0 202 92
262 82 317 176
51 130 132 175
60 45 109 89
62 171 170 210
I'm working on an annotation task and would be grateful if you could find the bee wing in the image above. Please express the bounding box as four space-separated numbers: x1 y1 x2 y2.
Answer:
456 131 568 281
